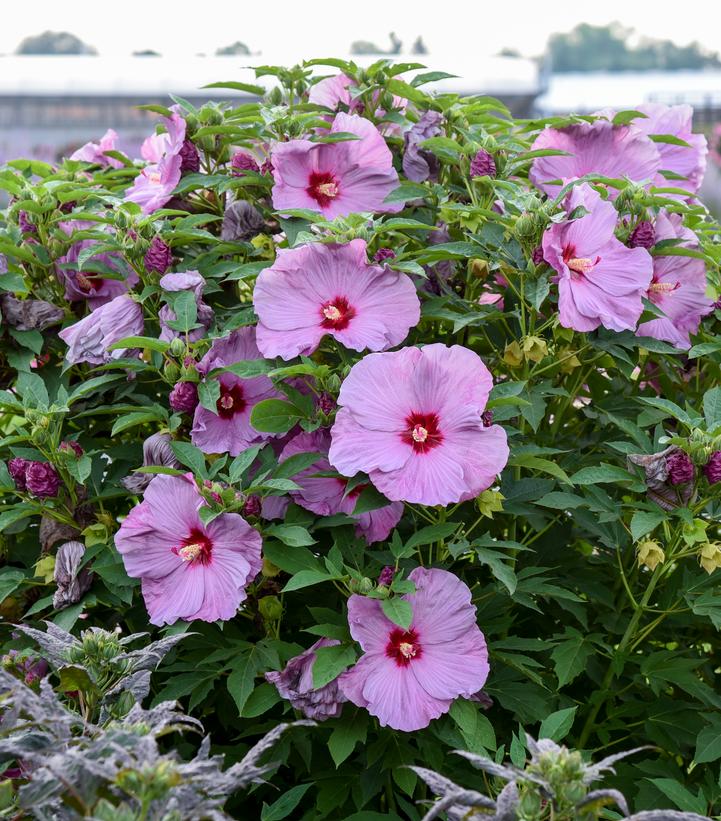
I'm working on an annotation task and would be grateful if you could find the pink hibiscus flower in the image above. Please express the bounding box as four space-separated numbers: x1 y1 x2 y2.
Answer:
125 154 182 215
529 118 660 198
191 328 280 456
115 473 262 625
328 344 509 506
253 239 420 360
278 429 403 544
340 567 489 732
637 211 713 349
140 108 186 163
70 128 123 169
633 104 707 195
270 113 402 218
542 183 653 332
308 73 407 136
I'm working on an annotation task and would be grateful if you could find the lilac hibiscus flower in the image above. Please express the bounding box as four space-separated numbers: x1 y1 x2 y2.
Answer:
278 429 403 544
340 567 490 731
59 294 144 365
270 113 402 218
542 183 653 332
190 328 280 456
115 473 262 625
329 344 509 506
529 118 660 198
636 210 713 349
633 103 707 195
125 154 182 215
253 239 420 360
70 129 123 169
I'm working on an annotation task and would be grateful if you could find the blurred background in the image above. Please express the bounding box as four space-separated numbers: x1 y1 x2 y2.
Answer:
2 0 720 207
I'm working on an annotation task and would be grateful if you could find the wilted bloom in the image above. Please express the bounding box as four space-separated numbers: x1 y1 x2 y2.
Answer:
271 113 402 218
636 211 713 350
169 381 199 414
115 473 262 625
191 328 280 456
704 451 721 484
374 247 396 263
25 462 61 498
70 128 123 169
121 432 182 494
628 446 693 510
18 211 36 235
340 567 489 731
0 295 63 331
628 220 655 249
57 221 138 308
278 429 403 544
254 239 420 360
221 200 265 242
637 539 665 571
633 103 707 194
158 271 214 343
666 449 695 485
403 110 443 182
531 245 545 266
53 541 93 610
231 151 259 174
542 183 652 332
144 236 173 274
329 344 509 506
59 295 144 365
529 118 660 198
378 566 394 587
470 149 497 178
8 457 29 491
179 139 200 173
125 154 182 215
265 638 347 720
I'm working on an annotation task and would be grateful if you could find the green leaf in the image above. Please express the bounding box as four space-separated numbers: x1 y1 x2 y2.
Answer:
242 683 280 718
351 484 392 515
203 80 266 95
228 445 263 483
283 569 333 592
170 442 207 477
550 628 594 687
272 451 322 480
704 386 721 430
405 523 459 551
694 716 721 764
0 568 26 601
630 510 666 542
107 335 170 353
539 706 577 741
56 665 94 694
381 597 413 629
312 643 355 688
638 396 694 426
110 411 164 437
67 374 123 403
384 182 428 204
328 709 368 767
0 506 35 533
473 547 517 595
16 371 49 409
261 784 313 821
570 464 634 485
250 399 303 434
197 379 221 413
215 359 273 379
508 454 571 485
227 653 257 715
266 524 316 547
647 779 707 814
449 699 496 753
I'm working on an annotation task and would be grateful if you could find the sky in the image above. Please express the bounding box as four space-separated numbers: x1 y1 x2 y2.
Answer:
1 0 720 60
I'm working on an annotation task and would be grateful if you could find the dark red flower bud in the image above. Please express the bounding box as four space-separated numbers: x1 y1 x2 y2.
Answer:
470 149 497 178
25 461 61 498
666 450 694 485
179 139 200 173
704 451 721 485
169 381 199 414
628 221 655 249
144 236 173 275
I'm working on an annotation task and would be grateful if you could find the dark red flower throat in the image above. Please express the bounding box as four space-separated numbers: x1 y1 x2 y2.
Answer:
386 628 422 667
401 412 443 453
307 171 340 207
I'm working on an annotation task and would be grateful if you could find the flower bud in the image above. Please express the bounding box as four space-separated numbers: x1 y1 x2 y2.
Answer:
25 461 61 498
144 236 173 275
628 220 655 249
666 450 695 485
469 259 489 280
470 149 497 178
377 566 394 587
262 558 280 578
636 539 665 571
704 451 721 485
258 595 283 621
169 381 198 414
169 337 186 357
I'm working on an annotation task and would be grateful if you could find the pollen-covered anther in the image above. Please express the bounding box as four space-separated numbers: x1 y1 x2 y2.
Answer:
412 424 429 443
178 542 204 562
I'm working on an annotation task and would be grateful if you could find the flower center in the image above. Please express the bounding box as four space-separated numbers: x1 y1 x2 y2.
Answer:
216 382 246 420
172 528 212 566
649 279 680 295
386 628 422 667
320 296 355 331
401 412 443 453
563 245 600 277
75 272 101 292
148 170 162 185
307 171 340 207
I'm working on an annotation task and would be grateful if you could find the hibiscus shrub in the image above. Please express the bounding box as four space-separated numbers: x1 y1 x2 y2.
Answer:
1 59 721 819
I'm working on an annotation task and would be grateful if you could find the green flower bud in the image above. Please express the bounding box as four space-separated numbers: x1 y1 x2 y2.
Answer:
169 337 186 357
258 595 283 621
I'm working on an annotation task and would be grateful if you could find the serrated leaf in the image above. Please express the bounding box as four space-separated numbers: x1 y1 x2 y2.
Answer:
312 643 355 689
630 510 666 542
381 597 412 629
550 629 594 687
539 706 577 741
